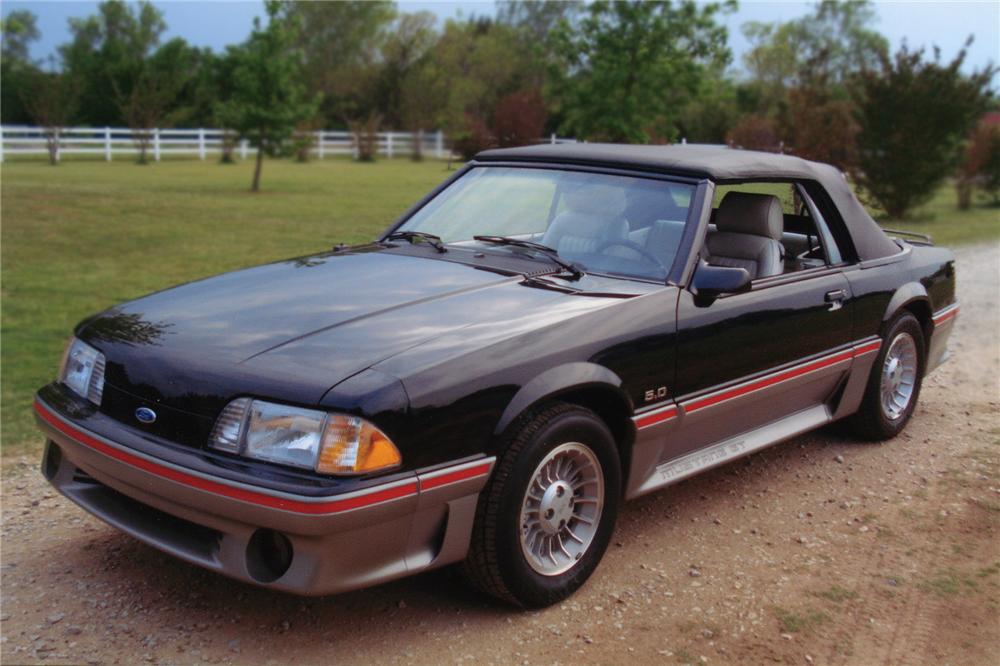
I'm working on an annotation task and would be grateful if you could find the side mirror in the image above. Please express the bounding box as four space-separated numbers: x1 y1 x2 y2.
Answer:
690 261 751 306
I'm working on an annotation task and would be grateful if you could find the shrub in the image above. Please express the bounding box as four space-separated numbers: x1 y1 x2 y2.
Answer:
787 86 859 171
492 88 546 148
727 114 782 152
451 114 496 161
957 119 1000 208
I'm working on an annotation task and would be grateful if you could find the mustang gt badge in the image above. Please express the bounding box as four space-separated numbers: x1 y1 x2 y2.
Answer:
135 407 157 424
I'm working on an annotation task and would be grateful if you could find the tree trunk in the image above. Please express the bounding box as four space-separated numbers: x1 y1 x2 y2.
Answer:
251 145 264 192
956 180 973 210
411 130 423 162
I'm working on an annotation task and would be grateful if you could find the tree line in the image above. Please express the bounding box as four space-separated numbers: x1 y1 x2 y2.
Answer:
1 0 997 210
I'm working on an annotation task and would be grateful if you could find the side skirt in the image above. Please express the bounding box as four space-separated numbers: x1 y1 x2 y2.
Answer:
627 404 830 499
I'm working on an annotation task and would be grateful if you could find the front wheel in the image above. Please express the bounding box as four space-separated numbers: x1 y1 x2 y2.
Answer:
850 313 926 440
460 403 621 608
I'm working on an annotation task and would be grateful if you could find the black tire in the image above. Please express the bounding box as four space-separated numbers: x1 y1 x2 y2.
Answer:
460 402 621 608
850 313 926 441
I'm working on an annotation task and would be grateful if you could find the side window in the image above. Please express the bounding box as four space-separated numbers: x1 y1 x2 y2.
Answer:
706 181 837 280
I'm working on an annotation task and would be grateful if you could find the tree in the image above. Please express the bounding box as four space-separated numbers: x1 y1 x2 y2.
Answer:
739 0 887 167
114 38 197 164
374 12 438 129
853 41 996 218
280 0 395 125
2 9 39 61
60 0 167 126
21 62 78 165
743 1 886 103
216 2 318 192
1 10 41 124
548 0 733 143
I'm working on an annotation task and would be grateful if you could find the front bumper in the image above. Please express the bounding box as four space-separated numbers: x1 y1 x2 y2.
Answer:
35 396 494 596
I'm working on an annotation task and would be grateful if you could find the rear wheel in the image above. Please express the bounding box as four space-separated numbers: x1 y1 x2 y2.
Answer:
460 402 620 608
850 313 925 440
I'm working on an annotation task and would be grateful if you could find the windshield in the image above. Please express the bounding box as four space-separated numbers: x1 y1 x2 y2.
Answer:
397 167 694 281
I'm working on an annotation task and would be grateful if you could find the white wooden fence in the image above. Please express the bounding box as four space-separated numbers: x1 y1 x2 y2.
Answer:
0 126 578 162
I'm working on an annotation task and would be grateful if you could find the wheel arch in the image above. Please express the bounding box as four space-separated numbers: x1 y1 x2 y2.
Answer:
881 282 933 355
493 363 636 490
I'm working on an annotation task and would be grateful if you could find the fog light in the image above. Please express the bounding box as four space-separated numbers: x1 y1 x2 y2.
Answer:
245 528 293 583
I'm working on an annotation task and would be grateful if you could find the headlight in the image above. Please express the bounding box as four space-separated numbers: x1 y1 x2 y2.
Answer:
208 398 402 476
59 337 105 405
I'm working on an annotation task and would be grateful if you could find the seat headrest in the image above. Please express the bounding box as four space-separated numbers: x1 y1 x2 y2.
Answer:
716 192 783 240
562 182 627 218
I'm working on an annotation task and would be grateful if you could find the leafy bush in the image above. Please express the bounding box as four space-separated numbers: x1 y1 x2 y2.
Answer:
727 114 782 152
787 85 859 171
493 88 546 148
451 114 496 161
957 119 1000 208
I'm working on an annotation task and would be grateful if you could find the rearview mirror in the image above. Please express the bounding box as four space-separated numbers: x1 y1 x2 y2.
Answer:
690 261 751 306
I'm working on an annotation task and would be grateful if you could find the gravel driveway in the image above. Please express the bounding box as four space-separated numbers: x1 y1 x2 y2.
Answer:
3 242 998 666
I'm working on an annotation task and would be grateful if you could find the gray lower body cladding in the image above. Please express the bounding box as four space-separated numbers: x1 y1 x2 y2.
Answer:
36 399 493 596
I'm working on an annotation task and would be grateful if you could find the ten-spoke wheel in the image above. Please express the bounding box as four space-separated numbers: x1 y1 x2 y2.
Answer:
880 332 919 420
851 313 925 440
461 403 620 607
519 442 604 576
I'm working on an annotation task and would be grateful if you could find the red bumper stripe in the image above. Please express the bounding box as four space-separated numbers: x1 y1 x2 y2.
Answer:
933 305 959 325
34 400 487 515
420 462 493 491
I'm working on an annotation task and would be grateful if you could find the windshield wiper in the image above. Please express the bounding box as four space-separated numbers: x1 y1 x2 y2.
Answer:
384 230 447 253
473 235 584 280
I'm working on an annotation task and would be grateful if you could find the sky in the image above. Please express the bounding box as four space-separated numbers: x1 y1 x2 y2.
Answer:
2 0 998 78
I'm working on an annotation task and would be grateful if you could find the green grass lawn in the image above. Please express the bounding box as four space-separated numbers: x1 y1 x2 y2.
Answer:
1 157 454 455
867 186 1000 248
1 158 997 457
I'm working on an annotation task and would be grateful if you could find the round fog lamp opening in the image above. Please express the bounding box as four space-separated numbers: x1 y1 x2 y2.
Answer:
245 528 293 583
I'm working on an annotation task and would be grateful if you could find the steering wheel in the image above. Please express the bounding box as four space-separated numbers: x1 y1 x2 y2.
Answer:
595 239 667 272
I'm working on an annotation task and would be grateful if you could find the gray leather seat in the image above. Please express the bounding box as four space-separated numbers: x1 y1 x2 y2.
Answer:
706 192 784 279
543 183 628 256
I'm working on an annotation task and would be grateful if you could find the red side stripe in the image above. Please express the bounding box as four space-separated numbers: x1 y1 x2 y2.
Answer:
853 340 882 356
933 306 959 325
420 462 492 491
684 348 855 414
635 407 678 429
35 400 419 515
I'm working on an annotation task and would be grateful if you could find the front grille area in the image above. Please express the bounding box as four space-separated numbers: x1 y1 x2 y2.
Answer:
99 383 215 449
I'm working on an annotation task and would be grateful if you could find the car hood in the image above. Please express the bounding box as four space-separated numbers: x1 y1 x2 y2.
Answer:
78 248 621 416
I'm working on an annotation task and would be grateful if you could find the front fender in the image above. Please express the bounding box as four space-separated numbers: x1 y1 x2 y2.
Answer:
494 362 632 435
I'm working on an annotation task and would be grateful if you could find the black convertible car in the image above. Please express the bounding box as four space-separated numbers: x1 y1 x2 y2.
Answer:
36 144 957 607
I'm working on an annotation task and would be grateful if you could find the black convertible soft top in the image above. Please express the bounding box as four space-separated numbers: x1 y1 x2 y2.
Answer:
475 143 900 261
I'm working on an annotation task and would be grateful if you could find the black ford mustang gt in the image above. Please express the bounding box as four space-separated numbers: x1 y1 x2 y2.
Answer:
36 144 958 607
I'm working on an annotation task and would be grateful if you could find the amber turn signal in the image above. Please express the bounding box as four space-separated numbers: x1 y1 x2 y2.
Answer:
316 415 402 475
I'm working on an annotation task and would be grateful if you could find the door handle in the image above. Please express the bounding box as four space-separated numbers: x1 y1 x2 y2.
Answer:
825 289 847 311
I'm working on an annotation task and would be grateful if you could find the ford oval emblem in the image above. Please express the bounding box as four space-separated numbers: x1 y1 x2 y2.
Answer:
135 407 157 424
